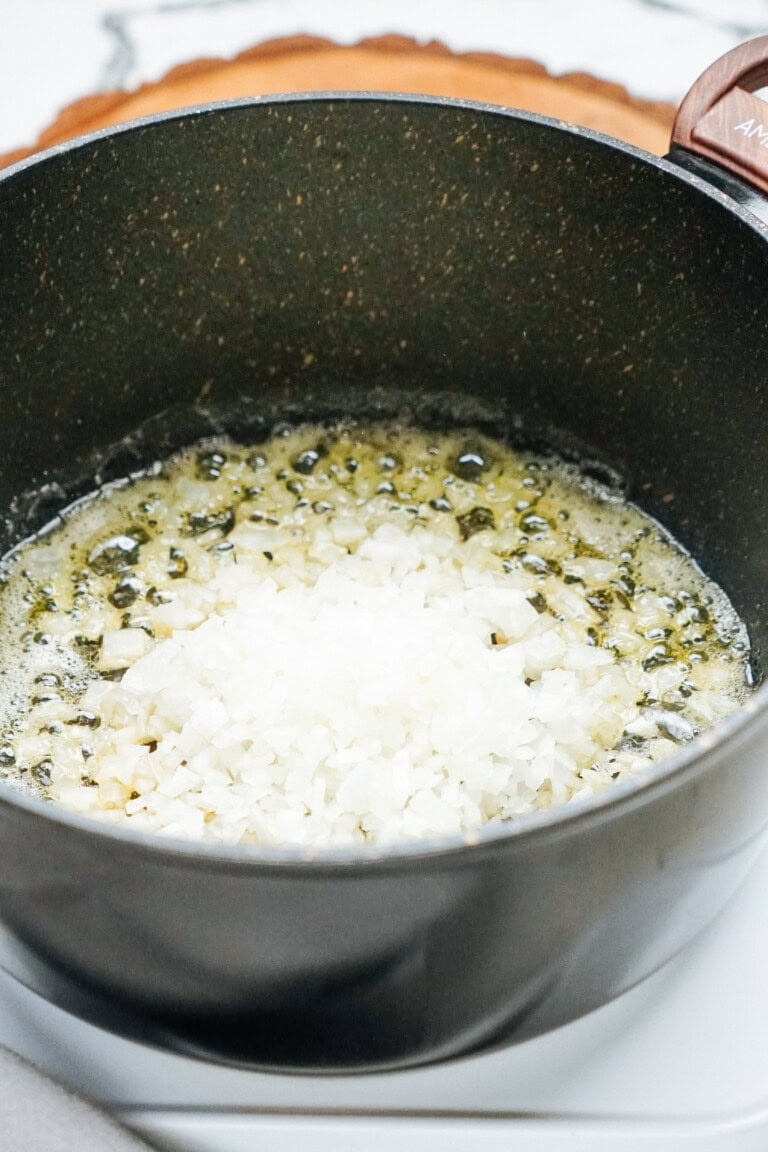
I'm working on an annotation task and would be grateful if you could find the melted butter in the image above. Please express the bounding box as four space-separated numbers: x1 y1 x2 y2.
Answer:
0 421 752 802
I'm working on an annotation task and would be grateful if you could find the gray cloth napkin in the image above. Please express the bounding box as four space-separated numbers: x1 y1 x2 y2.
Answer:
0 1044 153 1151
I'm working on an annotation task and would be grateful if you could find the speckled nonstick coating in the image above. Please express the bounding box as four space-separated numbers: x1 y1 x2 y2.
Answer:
0 95 766 1072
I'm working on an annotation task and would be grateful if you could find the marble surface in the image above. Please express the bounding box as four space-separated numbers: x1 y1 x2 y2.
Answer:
2 0 768 159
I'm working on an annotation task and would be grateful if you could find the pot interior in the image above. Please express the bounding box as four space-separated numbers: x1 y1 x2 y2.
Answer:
0 97 766 677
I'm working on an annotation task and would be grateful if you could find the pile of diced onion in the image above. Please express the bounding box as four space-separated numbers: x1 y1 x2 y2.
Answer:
3 423 748 849
47 515 681 846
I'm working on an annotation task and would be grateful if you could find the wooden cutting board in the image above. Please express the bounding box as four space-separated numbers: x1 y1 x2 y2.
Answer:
0 34 675 169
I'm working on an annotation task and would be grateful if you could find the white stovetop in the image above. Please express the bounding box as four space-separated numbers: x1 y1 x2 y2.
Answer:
1 0 768 161
1 834 767 1150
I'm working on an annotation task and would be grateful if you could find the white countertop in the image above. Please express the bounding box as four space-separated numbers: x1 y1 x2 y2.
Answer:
2 0 768 160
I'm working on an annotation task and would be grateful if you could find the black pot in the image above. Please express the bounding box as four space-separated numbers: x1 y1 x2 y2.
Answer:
0 39 767 1074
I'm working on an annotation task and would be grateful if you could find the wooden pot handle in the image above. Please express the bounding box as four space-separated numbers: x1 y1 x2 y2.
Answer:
672 35 768 195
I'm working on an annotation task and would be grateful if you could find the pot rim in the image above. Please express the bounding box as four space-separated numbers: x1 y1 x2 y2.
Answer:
1 90 766 872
